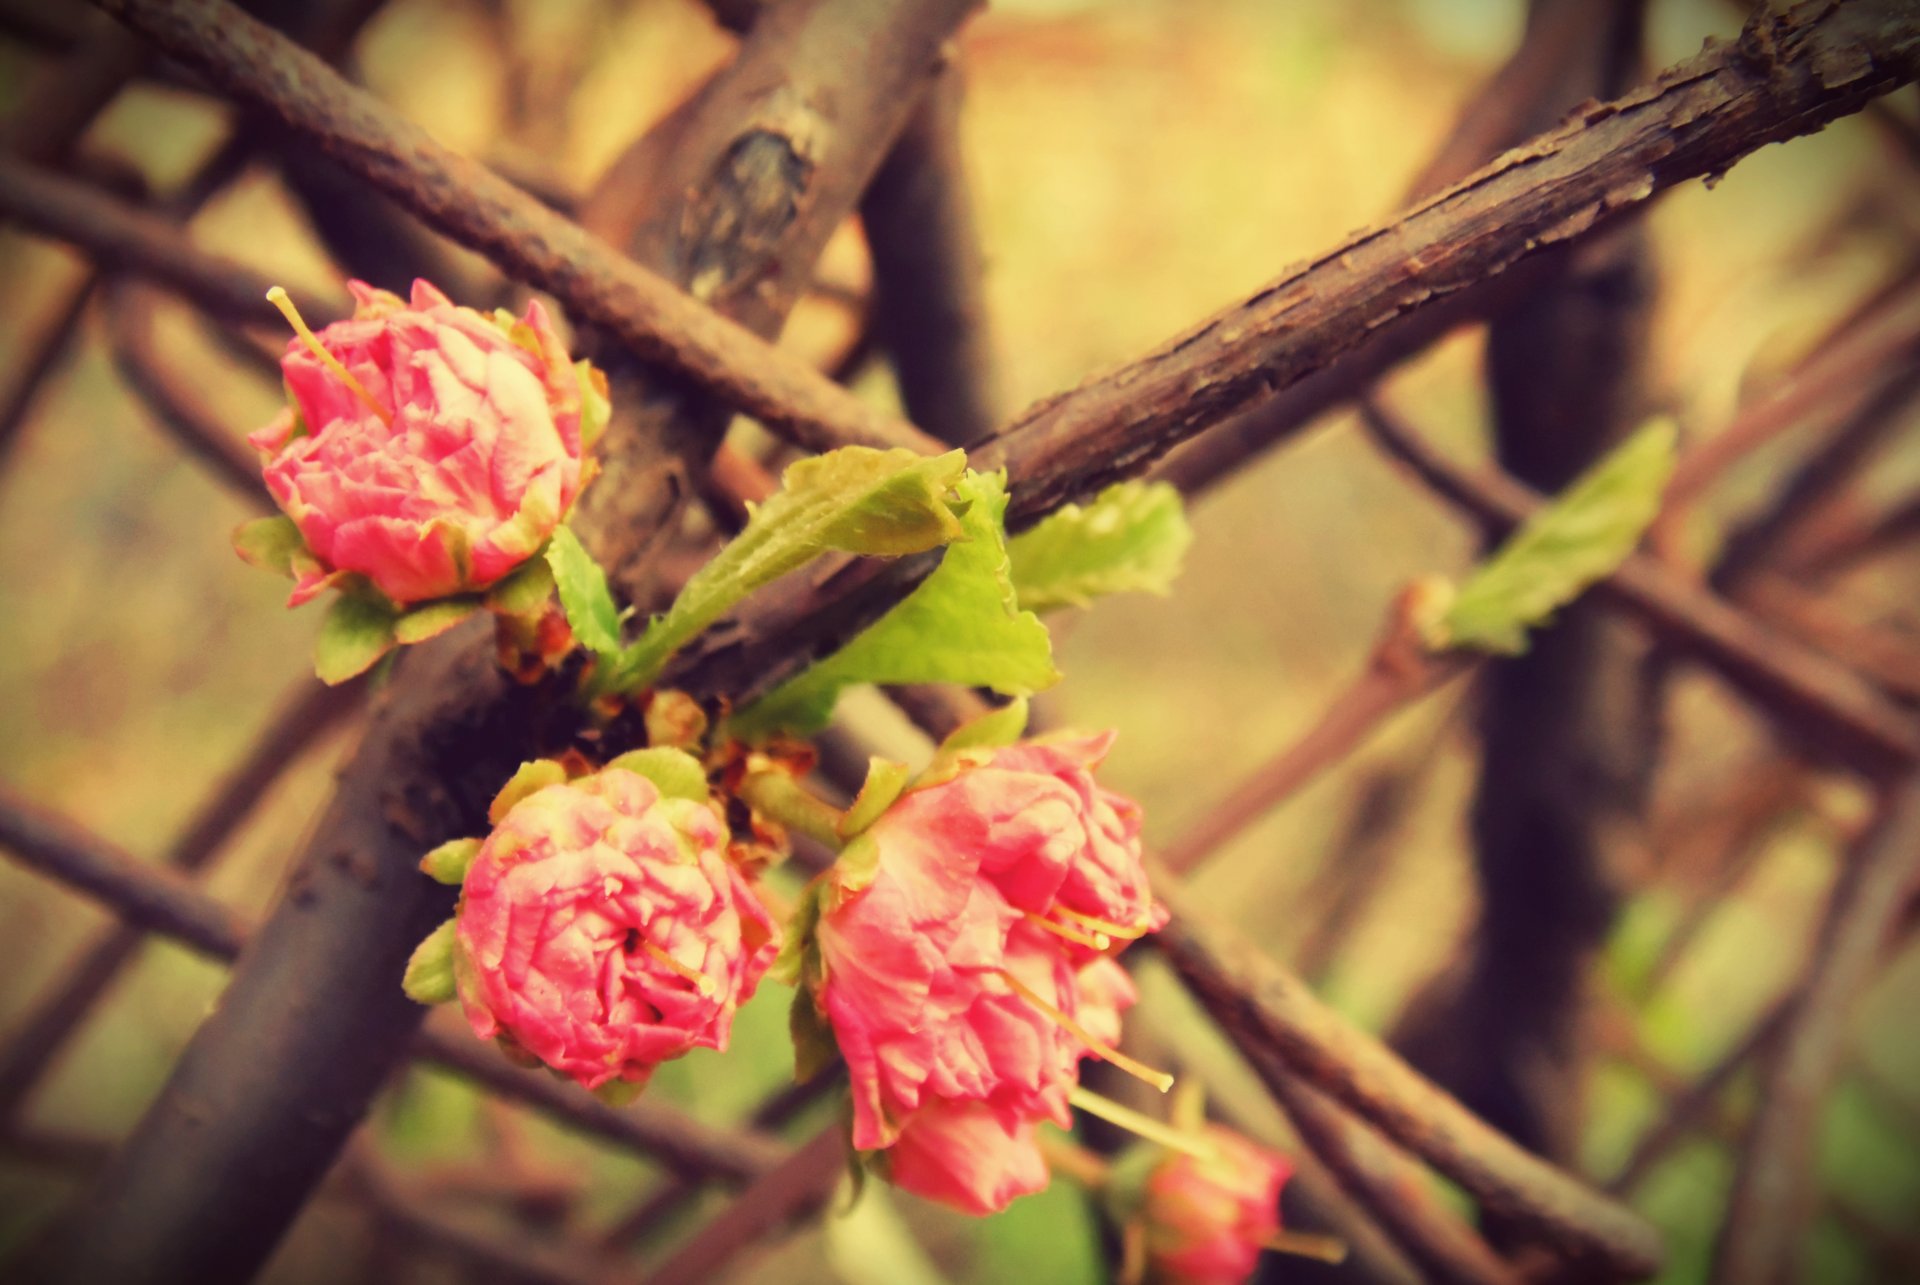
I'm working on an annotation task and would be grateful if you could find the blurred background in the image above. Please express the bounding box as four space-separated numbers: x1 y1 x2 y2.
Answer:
1 0 1917 1281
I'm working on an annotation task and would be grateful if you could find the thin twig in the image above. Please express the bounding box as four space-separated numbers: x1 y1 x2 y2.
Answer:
1159 595 1474 876
0 677 358 1123
642 1122 847 1285
86 0 945 458
102 278 271 507
0 782 788 1188
1152 877 1665 1280
1356 398 1920 776
1710 777 1920 1285
0 273 94 468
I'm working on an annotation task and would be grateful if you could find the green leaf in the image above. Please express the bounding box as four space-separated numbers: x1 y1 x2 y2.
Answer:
771 881 827 986
615 447 970 690
1008 479 1192 611
577 359 611 452
393 597 482 644
545 525 623 656
314 595 399 685
419 837 482 886
604 747 709 802
790 990 838 1083
1440 418 1677 655
593 1078 647 1107
840 758 911 839
402 920 459 1005
488 758 569 825
232 515 307 577
731 471 1058 737
485 555 556 617
918 697 1032 788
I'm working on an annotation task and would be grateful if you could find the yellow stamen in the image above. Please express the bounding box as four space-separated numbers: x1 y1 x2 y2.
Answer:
265 285 392 425
1068 1086 1213 1158
1054 905 1148 940
643 942 715 996
1024 912 1110 952
1261 1231 1349 1265
999 969 1174 1093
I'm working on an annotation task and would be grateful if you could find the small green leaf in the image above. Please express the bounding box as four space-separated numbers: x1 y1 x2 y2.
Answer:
1442 418 1678 655
488 758 569 825
615 447 970 690
790 990 838 1083
939 696 1029 754
314 595 400 685
604 747 710 802
731 471 1058 737
1008 479 1192 611
593 1078 648 1107
233 515 307 577
485 556 557 617
420 837 482 886
394 597 482 645
545 525 623 656
402 920 459 1005
840 758 911 839
771 881 827 986
577 359 611 451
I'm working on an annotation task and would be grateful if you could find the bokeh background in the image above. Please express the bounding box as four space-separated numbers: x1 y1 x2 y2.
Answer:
1 0 1917 1281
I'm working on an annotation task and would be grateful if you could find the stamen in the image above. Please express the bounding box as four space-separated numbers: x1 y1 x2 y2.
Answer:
1054 905 1148 940
643 941 715 996
999 969 1173 1093
265 286 392 425
1067 1086 1212 1158
1260 1231 1349 1265
1024 912 1110 952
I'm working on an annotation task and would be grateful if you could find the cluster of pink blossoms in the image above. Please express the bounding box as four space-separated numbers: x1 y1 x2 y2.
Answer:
803 732 1167 1214
248 279 594 609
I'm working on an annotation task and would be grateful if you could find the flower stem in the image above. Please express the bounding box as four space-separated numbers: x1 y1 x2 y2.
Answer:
737 772 845 852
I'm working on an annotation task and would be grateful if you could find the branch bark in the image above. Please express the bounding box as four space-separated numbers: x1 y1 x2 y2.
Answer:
1710 776 1920 1285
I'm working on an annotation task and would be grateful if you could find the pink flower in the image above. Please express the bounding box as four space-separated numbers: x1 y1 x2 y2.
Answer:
1140 1128 1292 1285
807 734 1155 1214
251 279 590 607
454 767 775 1092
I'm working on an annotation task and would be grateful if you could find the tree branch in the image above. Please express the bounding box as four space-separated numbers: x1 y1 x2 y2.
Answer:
85 0 945 459
1710 776 1920 1284
1356 399 1920 775
1152 879 1665 1280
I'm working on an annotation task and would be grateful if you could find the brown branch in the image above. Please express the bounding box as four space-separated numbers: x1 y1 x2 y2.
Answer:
1664 273 1920 506
0 780 787 1188
1159 595 1474 876
0 273 93 468
102 279 271 507
1152 877 1665 1280
859 57 1004 446
1355 399 1920 776
86 0 945 459
0 158 343 328
977 0 1920 525
642 1122 847 1285
0 677 357 1124
0 22 144 165
1710 776 1920 1285
1254 1061 1521 1285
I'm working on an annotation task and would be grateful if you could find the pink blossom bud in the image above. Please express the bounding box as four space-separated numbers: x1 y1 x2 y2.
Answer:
453 766 775 1093
252 279 591 607
809 734 1155 1215
1140 1127 1293 1285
